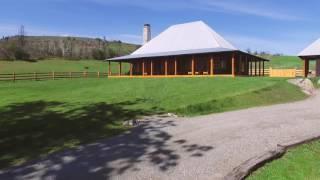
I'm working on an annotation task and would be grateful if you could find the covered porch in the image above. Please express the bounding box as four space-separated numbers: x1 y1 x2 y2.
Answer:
300 56 320 78
108 51 267 78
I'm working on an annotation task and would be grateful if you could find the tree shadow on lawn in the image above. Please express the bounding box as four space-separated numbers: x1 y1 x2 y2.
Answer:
0 100 213 180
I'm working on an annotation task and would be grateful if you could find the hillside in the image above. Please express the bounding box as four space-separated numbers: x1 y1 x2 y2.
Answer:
0 36 140 60
266 56 315 70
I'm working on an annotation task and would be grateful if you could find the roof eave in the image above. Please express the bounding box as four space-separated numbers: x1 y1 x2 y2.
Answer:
106 48 237 61
106 49 269 62
298 55 320 60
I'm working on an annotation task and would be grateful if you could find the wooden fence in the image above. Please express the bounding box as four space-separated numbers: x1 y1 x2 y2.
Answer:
268 68 303 77
0 71 108 82
250 68 303 77
0 69 305 82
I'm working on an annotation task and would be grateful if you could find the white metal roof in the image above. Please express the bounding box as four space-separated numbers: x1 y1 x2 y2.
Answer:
298 38 320 57
133 21 237 55
110 48 234 60
109 21 238 60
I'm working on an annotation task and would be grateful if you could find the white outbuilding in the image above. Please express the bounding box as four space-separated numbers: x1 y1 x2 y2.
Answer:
299 38 320 77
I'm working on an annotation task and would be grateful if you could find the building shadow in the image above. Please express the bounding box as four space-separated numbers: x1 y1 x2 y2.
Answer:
0 100 213 180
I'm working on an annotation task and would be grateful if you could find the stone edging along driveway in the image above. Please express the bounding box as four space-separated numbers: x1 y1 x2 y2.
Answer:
225 134 320 180
1 90 320 180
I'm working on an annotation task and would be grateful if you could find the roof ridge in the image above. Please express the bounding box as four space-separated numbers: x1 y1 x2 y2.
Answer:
169 20 204 28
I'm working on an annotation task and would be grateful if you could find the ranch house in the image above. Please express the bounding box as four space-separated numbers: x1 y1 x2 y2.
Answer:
107 21 268 77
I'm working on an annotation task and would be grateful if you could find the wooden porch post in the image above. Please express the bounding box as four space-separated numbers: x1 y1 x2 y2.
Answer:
262 61 265 76
255 59 257 76
142 60 145 76
108 61 111 76
130 63 133 76
192 56 195 75
240 55 243 74
165 59 168 76
232 53 235 77
151 60 153 76
118 62 122 76
303 59 309 78
174 57 177 75
210 56 214 76
316 60 320 77
258 60 261 76
246 56 249 76
250 58 253 76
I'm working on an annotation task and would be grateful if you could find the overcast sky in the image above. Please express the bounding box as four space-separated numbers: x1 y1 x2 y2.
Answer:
1 0 319 55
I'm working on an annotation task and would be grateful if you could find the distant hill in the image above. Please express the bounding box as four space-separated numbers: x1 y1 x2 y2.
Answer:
0 36 140 60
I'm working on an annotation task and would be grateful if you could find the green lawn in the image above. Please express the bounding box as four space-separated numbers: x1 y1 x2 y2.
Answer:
0 56 311 170
248 140 320 180
0 59 128 74
0 77 306 169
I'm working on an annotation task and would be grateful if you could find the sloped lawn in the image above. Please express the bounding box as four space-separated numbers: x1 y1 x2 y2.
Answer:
0 77 306 169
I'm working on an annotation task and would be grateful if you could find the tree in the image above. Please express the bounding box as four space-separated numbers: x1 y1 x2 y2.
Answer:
14 47 30 60
92 49 106 60
107 48 116 58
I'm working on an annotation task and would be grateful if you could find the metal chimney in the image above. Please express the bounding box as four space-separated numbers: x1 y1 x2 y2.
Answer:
143 24 151 45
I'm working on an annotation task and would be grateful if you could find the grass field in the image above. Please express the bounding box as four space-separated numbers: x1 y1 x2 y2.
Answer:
248 140 320 180
266 56 302 69
0 59 128 74
0 77 306 169
0 56 312 74
266 56 315 69
0 56 313 170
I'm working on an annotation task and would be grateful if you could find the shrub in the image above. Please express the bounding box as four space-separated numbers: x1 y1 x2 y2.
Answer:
107 48 117 58
92 49 106 60
14 47 30 60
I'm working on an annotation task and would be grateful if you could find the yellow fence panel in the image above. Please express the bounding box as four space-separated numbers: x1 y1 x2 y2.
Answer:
296 70 304 77
269 68 297 77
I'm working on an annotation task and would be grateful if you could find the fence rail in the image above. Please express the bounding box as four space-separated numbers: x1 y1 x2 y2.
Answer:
268 68 304 77
0 68 306 82
0 71 108 81
250 68 303 77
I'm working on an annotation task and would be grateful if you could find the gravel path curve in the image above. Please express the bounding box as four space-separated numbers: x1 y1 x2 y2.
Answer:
1 91 320 180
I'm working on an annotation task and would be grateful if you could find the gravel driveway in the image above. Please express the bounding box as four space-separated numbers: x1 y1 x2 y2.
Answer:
1 91 320 180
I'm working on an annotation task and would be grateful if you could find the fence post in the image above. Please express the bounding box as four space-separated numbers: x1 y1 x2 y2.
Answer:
13 72 16 82
269 67 272 77
69 72 72 79
52 71 55 80
97 71 100 78
34 72 37 81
